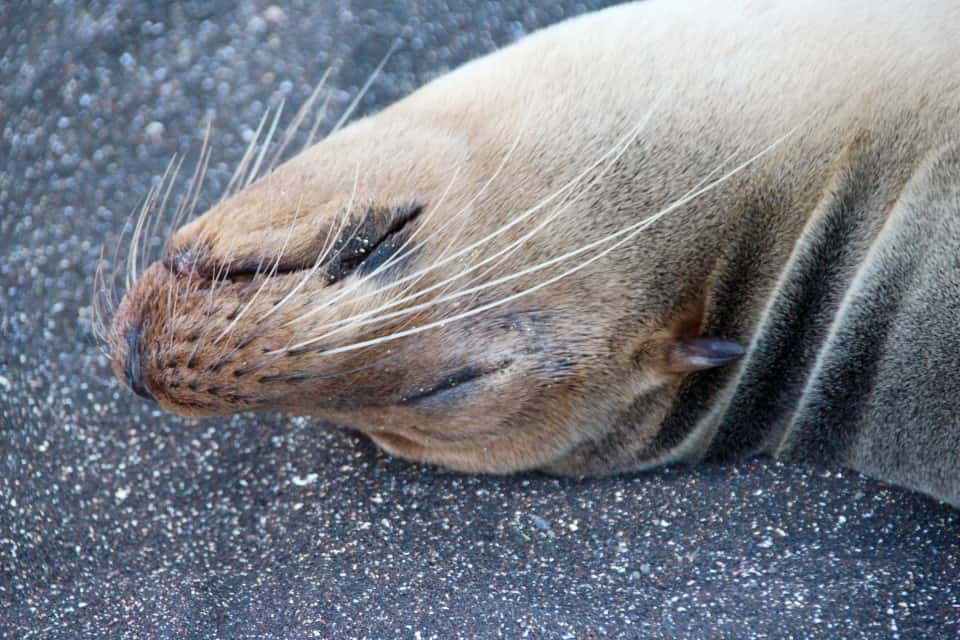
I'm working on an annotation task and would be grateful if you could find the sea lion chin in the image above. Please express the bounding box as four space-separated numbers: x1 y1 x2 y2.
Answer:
102 0 960 505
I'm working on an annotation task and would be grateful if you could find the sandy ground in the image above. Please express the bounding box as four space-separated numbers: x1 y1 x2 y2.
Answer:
2 1 959 638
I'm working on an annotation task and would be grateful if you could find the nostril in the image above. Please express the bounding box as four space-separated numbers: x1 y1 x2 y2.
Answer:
124 323 156 403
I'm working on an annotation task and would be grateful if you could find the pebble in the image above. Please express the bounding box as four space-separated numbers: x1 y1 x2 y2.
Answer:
144 121 165 142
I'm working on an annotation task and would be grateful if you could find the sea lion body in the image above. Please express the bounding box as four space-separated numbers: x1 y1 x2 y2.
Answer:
107 0 960 505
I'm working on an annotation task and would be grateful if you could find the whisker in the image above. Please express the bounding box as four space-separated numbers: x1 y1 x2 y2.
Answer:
257 162 362 323
184 120 215 223
458 138 749 297
297 163 463 325
165 121 213 247
225 107 271 198
104 176 152 325
256 354 396 384
179 246 236 361
246 99 285 187
92 247 113 353
151 153 186 253
143 153 184 271
268 69 332 172
305 92 333 149
263 283 418 373
291 101 657 339
126 183 160 292
282 104 537 328
214 195 305 343
330 38 401 135
280 120 804 356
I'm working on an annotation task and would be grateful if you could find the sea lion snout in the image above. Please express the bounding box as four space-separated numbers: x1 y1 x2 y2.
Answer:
102 61 750 473
102 8 771 475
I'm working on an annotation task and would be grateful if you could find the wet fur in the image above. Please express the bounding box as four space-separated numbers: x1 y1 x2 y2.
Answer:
105 0 960 505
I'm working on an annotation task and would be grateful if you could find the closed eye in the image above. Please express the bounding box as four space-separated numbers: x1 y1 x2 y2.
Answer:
325 203 423 283
400 359 514 406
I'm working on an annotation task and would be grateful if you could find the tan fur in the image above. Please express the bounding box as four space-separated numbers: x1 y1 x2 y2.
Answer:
107 0 960 477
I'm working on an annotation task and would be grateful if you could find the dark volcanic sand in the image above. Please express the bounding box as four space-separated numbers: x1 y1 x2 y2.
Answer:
2 2 959 638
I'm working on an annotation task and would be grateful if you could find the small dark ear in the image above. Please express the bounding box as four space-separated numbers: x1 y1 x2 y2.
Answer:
662 337 745 374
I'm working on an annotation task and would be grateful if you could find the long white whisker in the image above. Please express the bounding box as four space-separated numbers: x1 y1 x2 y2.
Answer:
460 136 748 296
282 121 803 356
268 69 332 172
225 107 271 198
183 124 214 224
257 163 362 322
154 153 186 238
145 153 184 267
330 38 401 135
166 121 213 246
293 101 657 337
93 247 113 352
127 184 159 291
107 173 150 310
282 103 538 327
246 99 285 187
215 196 305 343
305 92 333 149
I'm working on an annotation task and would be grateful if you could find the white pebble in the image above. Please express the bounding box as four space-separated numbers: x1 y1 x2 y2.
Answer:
264 6 287 23
291 472 318 486
145 121 165 141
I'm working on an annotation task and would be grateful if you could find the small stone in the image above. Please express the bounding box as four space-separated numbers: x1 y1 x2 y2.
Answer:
247 16 267 34
291 472 318 486
532 514 554 537
264 6 287 23
145 121 165 142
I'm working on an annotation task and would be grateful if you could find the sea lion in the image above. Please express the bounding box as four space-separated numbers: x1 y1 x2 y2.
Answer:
102 0 960 506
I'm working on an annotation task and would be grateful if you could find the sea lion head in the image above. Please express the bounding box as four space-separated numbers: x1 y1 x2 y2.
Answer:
105 47 746 475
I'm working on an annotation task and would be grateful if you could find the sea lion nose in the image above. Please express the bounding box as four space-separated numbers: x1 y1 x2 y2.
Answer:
123 323 156 403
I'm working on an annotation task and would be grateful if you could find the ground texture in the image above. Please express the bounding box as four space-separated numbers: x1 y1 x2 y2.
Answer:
2 1 959 638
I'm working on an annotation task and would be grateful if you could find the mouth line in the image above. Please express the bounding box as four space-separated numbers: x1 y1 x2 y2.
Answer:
210 260 320 289
166 202 423 290
399 359 514 406
165 243 323 288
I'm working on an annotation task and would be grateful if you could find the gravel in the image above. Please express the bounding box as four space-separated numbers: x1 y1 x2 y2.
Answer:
2 1 960 638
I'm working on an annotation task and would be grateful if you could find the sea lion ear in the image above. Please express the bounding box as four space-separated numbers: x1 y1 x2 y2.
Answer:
660 337 746 374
